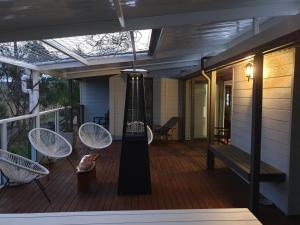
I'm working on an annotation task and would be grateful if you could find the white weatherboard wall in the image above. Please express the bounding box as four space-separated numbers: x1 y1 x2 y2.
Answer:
231 61 253 153
109 75 126 139
230 47 296 214
194 83 207 138
185 80 192 140
80 77 109 122
153 78 179 140
260 48 295 214
153 78 161 126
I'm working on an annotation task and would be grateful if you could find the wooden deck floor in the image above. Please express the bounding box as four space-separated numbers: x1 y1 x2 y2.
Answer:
0 141 300 225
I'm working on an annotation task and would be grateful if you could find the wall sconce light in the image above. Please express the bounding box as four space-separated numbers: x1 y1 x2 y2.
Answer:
245 62 254 82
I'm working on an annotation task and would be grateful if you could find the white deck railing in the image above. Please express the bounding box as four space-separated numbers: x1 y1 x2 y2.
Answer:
0 107 67 186
0 107 65 152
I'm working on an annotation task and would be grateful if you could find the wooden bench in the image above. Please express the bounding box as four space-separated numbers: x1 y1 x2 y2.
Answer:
209 144 286 182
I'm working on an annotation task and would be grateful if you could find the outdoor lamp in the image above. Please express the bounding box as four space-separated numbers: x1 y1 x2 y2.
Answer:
245 62 254 81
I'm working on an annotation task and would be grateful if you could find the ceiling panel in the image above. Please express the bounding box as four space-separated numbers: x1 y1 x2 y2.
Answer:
0 0 298 42
156 18 269 59
0 0 117 30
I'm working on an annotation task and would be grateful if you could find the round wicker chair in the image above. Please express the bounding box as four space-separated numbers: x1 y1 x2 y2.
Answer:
28 128 72 159
127 121 153 145
79 122 112 150
0 149 50 202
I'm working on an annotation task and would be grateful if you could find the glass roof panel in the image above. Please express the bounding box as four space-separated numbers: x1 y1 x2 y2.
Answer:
0 40 73 65
49 29 152 58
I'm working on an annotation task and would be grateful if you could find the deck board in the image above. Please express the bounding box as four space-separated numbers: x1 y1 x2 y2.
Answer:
0 141 299 225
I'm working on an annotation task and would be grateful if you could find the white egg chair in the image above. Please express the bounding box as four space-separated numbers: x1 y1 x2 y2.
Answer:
28 128 73 168
79 122 112 150
0 150 50 202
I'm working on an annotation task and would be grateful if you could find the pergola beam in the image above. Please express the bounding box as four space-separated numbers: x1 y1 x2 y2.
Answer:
113 0 125 28
0 55 39 70
64 58 200 79
37 54 152 71
130 31 137 66
42 39 89 66
206 14 300 69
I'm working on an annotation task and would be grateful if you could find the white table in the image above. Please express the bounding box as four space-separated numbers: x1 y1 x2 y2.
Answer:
0 208 262 225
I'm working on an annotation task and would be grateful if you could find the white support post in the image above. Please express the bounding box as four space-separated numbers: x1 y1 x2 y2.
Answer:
253 18 260 35
55 111 60 133
0 122 7 185
0 122 7 151
29 70 40 161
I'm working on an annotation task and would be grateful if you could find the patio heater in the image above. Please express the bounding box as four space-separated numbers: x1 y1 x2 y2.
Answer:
118 69 151 195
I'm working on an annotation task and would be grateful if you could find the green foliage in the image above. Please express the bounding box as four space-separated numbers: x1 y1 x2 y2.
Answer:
10 145 29 158
39 76 80 108
0 103 7 119
0 63 28 117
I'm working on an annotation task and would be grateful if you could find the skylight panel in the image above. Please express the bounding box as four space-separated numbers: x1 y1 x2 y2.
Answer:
48 29 152 58
0 40 72 65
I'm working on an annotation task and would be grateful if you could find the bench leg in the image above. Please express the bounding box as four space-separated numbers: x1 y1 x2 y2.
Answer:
207 150 215 170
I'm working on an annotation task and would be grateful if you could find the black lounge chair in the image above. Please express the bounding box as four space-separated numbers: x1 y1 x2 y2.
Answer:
154 117 179 141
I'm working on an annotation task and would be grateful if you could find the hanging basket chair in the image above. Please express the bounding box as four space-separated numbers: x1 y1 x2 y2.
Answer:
0 150 49 184
79 122 113 150
28 128 72 159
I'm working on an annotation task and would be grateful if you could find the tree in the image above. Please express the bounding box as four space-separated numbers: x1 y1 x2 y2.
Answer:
39 76 79 109
0 41 63 157
72 31 143 57
0 103 7 119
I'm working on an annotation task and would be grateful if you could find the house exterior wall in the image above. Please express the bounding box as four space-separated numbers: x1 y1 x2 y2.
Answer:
109 75 126 140
153 78 179 140
79 77 109 122
185 80 192 140
231 61 253 152
153 78 161 126
289 47 300 215
260 48 294 214
230 47 296 214
194 83 207 139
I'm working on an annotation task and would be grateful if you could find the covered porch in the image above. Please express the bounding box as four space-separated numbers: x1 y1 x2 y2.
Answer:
1 1 300 224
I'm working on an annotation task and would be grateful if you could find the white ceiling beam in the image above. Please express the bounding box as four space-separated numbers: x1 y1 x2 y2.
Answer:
206 14 300 68
38 54 152 71
130 30 137 64
226 17 286 49
156 45 226 59
42 39 89 66
112 0 125 28
66 68 121 79
253 18 260 35
0 55 39 70
148 66 197 78
0 1 299 42
64 58 200 79
153 28 164 58
42 70 64 77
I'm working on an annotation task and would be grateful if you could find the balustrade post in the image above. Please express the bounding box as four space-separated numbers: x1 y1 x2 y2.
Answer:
1 122 7 151
55 110 60 133
0 122 7 185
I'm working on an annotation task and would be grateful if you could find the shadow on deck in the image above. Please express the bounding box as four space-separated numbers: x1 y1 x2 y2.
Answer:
0 140 299 225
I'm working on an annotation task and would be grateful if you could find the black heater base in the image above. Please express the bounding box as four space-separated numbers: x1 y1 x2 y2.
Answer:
118 136 151 195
